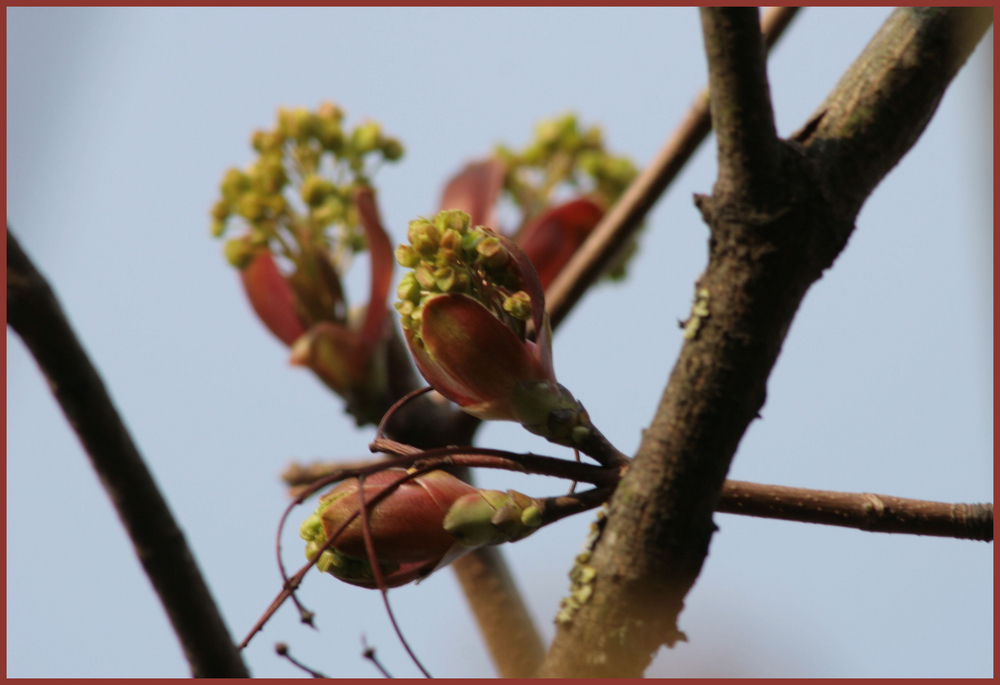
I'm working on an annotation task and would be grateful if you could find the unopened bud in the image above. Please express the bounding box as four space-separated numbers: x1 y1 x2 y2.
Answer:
502 291 532 321
476 237 508 269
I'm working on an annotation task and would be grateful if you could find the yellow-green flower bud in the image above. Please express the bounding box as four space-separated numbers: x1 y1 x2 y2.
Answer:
433 209 469 235
210 199 230 223
476 236 508 269
291 107 317 141
223 237 255 269
414 263 436 290
352 121 381 155
380 137 404 161
395 244 421 268
220 168 250 202
301 175 335 207
253 156 287 195
394 299 415 317
317 100 344 123
434 266 456 292
503 291 532 321
318 120 343 152
440 229 462 254
237 193 267 222
407 218 440 258
397 272 422 303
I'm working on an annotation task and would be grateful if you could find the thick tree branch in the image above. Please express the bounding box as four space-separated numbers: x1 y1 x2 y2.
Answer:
538 8 992 678
795 7 994 216
6 227 249 678
546 6 800 328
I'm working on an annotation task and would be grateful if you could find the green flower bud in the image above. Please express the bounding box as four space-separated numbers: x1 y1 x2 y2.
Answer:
220 168 250 202
318 120 344 152
476 236 508 269
291 107 317 141
502 291 532 321
352 121 381 155
439 228 462 254
395 244 421 268
253 156 287 195
414 263 436 290
301 175 335 207
397 272 422 304
316 100 344 123
434 266 456 292
237 193 267 222
433 209 470 235
210 198 230 223
407 218 440 258
223 237 255 269
380 137 404 161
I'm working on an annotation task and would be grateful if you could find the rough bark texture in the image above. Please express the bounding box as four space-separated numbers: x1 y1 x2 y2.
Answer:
537 7 992 677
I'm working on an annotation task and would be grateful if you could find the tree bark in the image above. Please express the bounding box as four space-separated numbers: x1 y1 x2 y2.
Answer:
537 7 992 677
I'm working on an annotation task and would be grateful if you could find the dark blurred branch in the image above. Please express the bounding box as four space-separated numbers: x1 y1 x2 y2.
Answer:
6 227 249 678
546 6 800 329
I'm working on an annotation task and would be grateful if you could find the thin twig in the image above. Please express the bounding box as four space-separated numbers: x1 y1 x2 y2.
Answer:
275 642 327 678
283 454 993 541
242 461 435 650
6 227 249 678
718 481 994 542
370 437 621 486
545 6 800 329
362 635 393 678
357 474 432 678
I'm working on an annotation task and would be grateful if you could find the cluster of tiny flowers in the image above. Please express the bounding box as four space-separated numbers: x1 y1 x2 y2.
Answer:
394 210 533 344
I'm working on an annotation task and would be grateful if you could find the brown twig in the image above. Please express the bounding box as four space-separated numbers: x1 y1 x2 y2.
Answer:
362 635 393 678
545 7 801 329
6 227 250 678
284 458 993 542
369 437 621 486
241 461 434 650
718 481 994 541
275 642 327 678
357 473 432 678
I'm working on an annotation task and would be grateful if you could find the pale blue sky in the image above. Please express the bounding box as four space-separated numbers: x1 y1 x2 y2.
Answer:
7 7 992 678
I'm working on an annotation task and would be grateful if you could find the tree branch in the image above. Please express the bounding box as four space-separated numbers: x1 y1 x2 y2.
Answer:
700 7 781 206
537 8 992 677
718 481 993 542
6 227 249 678
546 6 800 329
794 7 994 217
284 461 993 543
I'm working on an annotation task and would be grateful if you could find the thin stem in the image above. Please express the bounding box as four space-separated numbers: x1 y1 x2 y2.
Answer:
370 437 621 486
6 227 249 678
275 642 327 678
282 456 992 541
357 474 432 678
361 636 393 678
